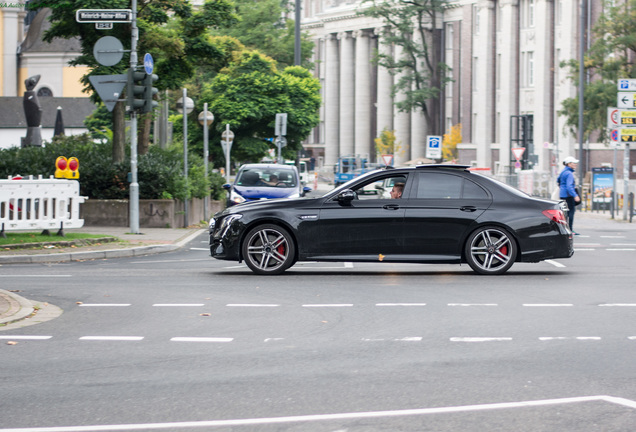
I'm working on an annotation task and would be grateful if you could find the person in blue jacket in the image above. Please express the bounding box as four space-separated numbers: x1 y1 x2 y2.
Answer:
557 156 581 234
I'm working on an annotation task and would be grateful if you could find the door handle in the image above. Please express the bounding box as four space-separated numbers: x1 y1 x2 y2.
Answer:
383 204 400 210
460 206 477 212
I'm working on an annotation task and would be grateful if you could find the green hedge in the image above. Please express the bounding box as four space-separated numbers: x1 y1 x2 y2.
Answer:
0 134 226 201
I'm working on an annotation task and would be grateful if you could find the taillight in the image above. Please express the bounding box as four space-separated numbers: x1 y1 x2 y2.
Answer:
542 209 568 225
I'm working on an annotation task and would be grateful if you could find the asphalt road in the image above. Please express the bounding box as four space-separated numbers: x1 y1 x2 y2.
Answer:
1 214 636 431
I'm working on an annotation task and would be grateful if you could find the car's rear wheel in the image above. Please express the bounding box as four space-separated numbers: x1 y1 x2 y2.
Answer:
242 224 295 275
465 226 517 275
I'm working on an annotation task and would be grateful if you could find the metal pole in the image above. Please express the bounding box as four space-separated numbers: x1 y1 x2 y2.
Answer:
183 88 189 228
203 103 209 221
624 143 630 220
294 0 301 66
225 123 231 183
578 0 586 188
129 0 139 234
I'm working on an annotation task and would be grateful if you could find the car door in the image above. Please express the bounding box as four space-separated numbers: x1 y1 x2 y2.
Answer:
315 174 410 259
403 171 492 260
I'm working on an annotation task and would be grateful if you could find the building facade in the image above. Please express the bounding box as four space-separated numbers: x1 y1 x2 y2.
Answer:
300 0 634 183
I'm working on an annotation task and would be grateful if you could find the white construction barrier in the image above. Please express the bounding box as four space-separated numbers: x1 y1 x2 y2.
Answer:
0 176 87 235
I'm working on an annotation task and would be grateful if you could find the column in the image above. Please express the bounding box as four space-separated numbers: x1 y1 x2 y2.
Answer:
339 31 355 157
324 33 340 166
354 29 372 158
393 44 411 166
1 7 21 96
375 27 394 141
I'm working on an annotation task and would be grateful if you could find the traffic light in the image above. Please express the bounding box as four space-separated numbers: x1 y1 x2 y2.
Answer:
144 73 158 113
127 68 146 112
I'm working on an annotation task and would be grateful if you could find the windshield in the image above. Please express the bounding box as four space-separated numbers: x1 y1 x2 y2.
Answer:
236 168 297 188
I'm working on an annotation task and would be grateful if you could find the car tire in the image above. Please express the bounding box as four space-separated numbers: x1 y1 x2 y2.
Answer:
242 224 296 275
464 226 517 275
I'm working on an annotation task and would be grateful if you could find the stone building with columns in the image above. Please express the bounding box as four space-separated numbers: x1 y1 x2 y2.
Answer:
299 0 630 181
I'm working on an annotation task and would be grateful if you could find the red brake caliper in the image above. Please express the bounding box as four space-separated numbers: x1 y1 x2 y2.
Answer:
277 244 286 256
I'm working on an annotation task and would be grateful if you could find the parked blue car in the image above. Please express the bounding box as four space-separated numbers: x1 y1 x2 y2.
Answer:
223 163 312 206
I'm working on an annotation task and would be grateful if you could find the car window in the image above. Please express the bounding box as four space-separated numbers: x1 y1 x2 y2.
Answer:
236 168 297 188
463 178 489 199
415 173 462 199
351 175 408 200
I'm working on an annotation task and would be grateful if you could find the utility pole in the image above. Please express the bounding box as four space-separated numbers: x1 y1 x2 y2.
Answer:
129 0 139 234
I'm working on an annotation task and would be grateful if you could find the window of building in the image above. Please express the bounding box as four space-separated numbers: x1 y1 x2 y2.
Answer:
528 0 535 27
528 51 534 87
37 87 53 97
473 56 479 90
473 5 480 34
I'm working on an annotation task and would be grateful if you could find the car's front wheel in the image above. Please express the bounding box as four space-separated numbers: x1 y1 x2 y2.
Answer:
464 226 517 275
242 224 296 275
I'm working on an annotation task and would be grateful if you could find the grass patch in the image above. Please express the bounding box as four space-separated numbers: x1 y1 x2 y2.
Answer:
0 232 115 246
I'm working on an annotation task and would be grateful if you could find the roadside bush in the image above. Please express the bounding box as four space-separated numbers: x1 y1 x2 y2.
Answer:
0 134 226 200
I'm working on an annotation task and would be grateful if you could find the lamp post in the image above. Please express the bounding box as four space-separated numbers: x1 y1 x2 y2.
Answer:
176 90 194 227
221 125 235 183
198 105 214 221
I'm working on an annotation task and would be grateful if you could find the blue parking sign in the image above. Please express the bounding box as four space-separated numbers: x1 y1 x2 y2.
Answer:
426 135 442 159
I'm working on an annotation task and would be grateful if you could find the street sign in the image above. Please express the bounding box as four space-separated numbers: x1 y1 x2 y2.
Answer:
93 36 124 67
617 92 636 108
511 147 526 161
221 129 235 142
610 128 636 142
143 53 154 74
618 79 636 91
76 9 132 23
96 22 113 30
275 113 287 136
607 107 636 128
88 74 127 112
426 135 442 159
381 154 394 166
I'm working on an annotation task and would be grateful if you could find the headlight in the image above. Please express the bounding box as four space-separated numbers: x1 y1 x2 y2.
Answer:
218 214 243 237
229 189 246 204
208 217 216 233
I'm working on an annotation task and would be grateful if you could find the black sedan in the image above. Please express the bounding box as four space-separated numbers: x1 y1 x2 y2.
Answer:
209 165 574 275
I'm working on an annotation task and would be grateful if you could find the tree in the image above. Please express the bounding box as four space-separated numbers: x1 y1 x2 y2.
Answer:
360 0 453 136
29 0 237 162
374 128 403 158
442 123 461 161
201 50 321 164
559 0 636 142
211 0 315 69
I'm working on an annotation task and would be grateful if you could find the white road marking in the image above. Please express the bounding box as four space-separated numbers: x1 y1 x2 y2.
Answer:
450 337 512 342
264 338 285 342
448 303 498 307
375 303 427 307
601 235 625 238
573 248 595 251
302 304 353 307
152 304 204 307
344 262 354 268
79 304 131 307
170 337 233 343
5 395 635 432
131 258 209 264
79 336 144 341
545 260 566 267
189 248 209 251
611 243 636 246
0 275 71 278
522 304 573 307
539 337 601 341
599 304 636 307
226 304 280 307
607 248 636 251
0 335 52 340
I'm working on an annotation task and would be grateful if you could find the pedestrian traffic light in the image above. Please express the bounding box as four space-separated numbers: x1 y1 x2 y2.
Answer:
127 68 146 112
144 73 158 113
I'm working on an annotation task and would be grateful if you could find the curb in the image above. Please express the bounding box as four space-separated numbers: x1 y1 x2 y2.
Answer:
0 229 206 264
0 289 35 326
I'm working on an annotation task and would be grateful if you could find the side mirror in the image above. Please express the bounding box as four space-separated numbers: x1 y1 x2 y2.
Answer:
303 186 312 196
222 183 231 191
337 189 355 205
